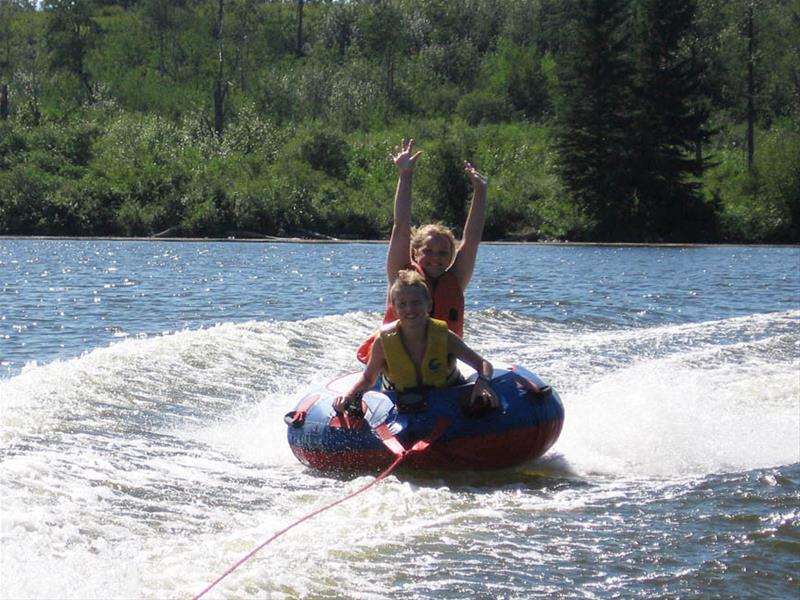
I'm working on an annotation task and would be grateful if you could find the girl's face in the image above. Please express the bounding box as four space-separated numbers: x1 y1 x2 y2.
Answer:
391 286 432 327
413 234 453 279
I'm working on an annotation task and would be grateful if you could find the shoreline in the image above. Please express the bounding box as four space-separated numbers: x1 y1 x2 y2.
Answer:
0 235 797 248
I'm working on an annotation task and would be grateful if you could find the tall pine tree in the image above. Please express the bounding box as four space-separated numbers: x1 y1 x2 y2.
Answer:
628 0 713 241
555 0 636 240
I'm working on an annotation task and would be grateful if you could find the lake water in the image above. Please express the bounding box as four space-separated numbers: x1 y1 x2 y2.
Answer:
1 239 798 599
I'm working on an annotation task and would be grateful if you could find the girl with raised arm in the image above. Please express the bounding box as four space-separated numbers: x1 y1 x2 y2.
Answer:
357 138 488 363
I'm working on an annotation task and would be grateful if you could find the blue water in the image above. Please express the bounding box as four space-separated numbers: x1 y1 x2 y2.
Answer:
1 239 798 599
3 240 797 376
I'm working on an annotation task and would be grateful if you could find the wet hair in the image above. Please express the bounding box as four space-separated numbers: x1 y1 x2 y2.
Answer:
389 269 431 306
410 223 457 262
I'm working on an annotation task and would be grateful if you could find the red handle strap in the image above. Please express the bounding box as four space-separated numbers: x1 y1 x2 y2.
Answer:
374 417 449 458
283 393 321 427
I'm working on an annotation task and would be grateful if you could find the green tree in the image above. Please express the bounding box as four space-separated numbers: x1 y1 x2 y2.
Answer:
2 2 38 82
212 0 225 137
141 0 184 77
0 2 42 121
698 1 799 153
226 0 263 92
10 8 46 124
554 0 635 240
295 0 304 57
353 0 406 100
318 0 356 63
627 0 713 241
0 0 796 241
477 38 551 121
500 0 571 53
43 0 100 105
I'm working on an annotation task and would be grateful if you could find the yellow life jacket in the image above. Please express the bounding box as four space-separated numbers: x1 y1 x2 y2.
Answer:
356 264 464 365
380 318 459 392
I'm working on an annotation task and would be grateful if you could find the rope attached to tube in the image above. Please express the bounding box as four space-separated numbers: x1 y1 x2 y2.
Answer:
193 417 448 600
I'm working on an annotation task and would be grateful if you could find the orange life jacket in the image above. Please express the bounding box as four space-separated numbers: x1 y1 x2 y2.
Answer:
356 264 465 364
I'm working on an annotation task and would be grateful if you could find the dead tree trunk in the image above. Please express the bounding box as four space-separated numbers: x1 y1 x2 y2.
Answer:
0 83 8 120
213 0 226 138
296 0 304 56
746 3 755 171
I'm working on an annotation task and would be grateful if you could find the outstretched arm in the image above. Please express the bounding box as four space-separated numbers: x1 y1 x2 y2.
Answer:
333 340 386 413
386 139 423 292
450 161 488 290
447 331 497 406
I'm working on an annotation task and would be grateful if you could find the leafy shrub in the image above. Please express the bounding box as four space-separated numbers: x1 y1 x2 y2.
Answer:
289 124 349 180
0 163 59 234
117 198 165 237
0 123 28 169
704 119 800 242
455 91 512 126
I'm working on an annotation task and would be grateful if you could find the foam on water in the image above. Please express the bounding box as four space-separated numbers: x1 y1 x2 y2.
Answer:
2 310 798 598
560 350 800 477
546 314 799 478
6 309 795 474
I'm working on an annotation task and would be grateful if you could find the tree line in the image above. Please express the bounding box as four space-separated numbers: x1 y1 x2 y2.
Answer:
0 0 798 242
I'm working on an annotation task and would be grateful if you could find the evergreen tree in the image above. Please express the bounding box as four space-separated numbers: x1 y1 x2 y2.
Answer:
141 0 181 78
0 2 37 119
628 0 712 241
354 0 406 99
43 0 100 105
554 0 635 240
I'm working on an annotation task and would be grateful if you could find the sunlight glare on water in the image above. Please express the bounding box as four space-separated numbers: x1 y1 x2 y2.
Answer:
1 240 798 599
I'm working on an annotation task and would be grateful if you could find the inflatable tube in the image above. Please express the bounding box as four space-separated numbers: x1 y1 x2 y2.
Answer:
285 363 564 472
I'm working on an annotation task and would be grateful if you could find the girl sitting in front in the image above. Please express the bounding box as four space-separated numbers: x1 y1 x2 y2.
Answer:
335 269 497 414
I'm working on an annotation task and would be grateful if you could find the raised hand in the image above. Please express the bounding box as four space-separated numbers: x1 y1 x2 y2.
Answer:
463 161 487 191
392 138 423 174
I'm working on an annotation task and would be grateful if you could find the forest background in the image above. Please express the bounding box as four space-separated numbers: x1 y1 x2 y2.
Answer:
0 0 798 243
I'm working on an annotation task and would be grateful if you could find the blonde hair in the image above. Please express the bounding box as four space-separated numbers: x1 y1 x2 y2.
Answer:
389 269 431 305
410 223 457 260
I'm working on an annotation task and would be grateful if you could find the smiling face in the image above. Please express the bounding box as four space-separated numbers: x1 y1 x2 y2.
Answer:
389 270 433 328
390 285 432 327
413 233 454 280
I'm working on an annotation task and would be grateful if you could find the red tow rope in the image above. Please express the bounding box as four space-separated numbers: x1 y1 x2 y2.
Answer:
192 417 448 600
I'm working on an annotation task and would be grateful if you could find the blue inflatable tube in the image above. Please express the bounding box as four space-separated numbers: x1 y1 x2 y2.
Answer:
285 363 564 472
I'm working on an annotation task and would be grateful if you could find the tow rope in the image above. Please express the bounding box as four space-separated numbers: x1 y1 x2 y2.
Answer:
192 417 448 600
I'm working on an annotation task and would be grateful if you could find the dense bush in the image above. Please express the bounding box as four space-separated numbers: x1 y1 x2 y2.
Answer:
703 118 800 242
0 0 797 243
